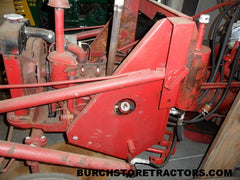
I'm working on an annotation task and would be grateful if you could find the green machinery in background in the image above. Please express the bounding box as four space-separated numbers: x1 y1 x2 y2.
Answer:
65 0 111 28
13 0 112 28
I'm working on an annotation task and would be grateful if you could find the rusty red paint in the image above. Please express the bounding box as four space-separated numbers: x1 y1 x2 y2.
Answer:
201 82 240 89
0 140 131 170
48 51 77 88
0 0 234 172
2 55 27 116
74 28 104 40
139 0 191 19
90 0 139 61
48 0 70 8
176 46 211 111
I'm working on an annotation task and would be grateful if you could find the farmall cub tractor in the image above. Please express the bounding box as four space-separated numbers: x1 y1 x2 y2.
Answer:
0 0 239 179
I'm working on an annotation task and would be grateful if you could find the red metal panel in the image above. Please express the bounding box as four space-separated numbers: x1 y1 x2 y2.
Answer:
67 81 168 159
67 19 173 160
116 19 172 74
159 17 195 109
2 55 27 116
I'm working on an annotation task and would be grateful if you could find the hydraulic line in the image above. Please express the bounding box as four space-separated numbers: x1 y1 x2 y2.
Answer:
169 45 240 125
198 2 240 102
209 60 225 105
187 45 240 124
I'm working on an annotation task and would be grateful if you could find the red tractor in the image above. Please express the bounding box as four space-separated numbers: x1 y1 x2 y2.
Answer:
0 0 239 178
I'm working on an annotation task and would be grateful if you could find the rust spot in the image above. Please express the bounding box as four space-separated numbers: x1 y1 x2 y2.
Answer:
60 155 68 163
78 157 87 166
7 145 16 154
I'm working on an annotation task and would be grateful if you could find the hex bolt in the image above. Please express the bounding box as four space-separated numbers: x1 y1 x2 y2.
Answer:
73 136 78 140
120 101 131 112
25 136 31 140
40 136 46 140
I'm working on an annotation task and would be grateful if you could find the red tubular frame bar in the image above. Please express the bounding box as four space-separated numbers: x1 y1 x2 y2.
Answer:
0 69 165 113
0 73 127 89
0 140 131 170
75 28 104 40
192 2 226 19
201 82 240 89
64 25 105 32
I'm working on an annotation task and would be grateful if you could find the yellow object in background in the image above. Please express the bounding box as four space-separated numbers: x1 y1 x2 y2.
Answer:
13 0 35 26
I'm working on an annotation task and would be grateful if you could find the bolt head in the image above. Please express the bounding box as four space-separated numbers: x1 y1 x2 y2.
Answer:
88 141 92 145
73 136 78 140
120 102 131 112
40 136 46 140
25 136 31 140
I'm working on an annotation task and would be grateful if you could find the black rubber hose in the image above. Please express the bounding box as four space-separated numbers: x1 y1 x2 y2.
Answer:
185 44 240 124
220 0 231 19
169 45 239 125
149 133 177 168
24 27 55 43
198 2 240 102
209 60 225 105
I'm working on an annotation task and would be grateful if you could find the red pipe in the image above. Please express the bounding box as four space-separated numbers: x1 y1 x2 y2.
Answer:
67 84 80 116
0 69 165 113
0 74 127 89
64 25 105 32
0 140 131 170
68 99 80 116
55 8 64 53
67 43 87 64
201 82 240 89
195 23 207 50
192 2 226 19
74 28 104 40
146 147 164 154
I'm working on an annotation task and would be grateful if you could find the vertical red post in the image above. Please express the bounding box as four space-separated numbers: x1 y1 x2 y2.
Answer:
195 14 210 50
55 8 64 53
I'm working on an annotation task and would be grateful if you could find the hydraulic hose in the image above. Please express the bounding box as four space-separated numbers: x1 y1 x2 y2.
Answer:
186 45 240 124
149 133 177 168
198 2 240 102
169 45 240 125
